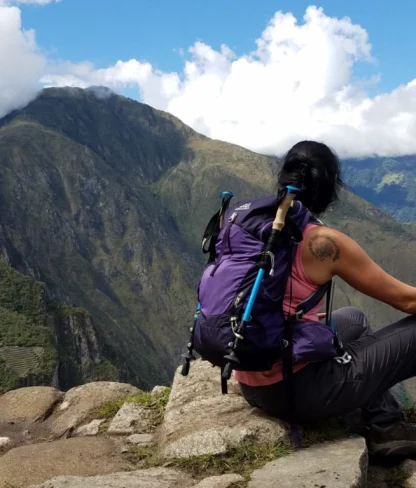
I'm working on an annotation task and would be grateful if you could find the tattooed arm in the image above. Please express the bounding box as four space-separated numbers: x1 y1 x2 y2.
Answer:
303 227 416 314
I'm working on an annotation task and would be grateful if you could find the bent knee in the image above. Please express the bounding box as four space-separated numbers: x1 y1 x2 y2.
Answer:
332 306 370 331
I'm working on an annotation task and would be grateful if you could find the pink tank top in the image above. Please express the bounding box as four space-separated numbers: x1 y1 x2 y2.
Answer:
233 223 322 386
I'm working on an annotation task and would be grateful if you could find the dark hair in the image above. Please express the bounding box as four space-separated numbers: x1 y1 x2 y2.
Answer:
277 140 344 215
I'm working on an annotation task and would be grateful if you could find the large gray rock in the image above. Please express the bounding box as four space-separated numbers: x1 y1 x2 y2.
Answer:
0 386 63 423
0 437 11 448
248 437 368 488
75 419 105 436
126 434 154 445
29 469 244 488
158 359 288 458
29 467 194 488
107 402 154 435
50 381 140 437
193 474 245 488
0 437 128 487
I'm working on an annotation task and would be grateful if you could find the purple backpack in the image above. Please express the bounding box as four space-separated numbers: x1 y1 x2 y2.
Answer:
180 192 349 396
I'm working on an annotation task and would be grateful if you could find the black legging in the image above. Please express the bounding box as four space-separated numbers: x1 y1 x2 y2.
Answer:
239 306 416 426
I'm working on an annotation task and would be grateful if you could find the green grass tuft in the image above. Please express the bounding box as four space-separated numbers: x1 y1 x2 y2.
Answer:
166 441 293 480
94 388 171 427
122 438 292 482
403 405 416 423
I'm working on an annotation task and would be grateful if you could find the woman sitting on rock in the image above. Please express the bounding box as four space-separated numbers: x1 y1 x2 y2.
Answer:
234 140 416 458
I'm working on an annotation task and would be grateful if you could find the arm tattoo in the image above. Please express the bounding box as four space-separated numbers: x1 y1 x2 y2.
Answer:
308 235 340 263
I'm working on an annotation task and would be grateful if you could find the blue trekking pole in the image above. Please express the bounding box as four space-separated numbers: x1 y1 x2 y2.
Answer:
222 185 301 381
181 190 234 377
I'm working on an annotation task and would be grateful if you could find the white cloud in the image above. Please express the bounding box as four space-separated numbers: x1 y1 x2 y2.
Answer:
0 3 46 118
5 0 60 4
1 4 416 158
40 6 416 158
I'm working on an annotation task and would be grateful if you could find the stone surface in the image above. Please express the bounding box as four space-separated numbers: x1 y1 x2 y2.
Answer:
0 437 128 487
126 433 154 445
29 467 194 488
0 437 11 448
367 465 390 488
151 386 170 398
75 419 105 436
50 381 140 437
107 402 154 435
193 474 245 488
248 437 368 488
0 386 63 423
402 460 416 487
158 359 288 458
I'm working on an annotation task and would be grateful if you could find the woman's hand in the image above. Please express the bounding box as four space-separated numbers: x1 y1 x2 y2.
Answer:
317 312 326 320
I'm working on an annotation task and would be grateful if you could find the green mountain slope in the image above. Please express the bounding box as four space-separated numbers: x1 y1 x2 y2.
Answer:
0 260 56 392
343 155 416 223
0 88 201 389
1 87 416 392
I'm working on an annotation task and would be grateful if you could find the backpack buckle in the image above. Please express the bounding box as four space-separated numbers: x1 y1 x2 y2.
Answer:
334 351 352 365
295 309 304 319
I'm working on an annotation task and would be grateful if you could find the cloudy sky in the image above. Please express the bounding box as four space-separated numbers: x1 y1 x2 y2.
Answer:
1 0 416 158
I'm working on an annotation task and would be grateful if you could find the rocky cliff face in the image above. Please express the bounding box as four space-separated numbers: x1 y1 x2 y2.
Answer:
0 259 116 393
51 306 118 390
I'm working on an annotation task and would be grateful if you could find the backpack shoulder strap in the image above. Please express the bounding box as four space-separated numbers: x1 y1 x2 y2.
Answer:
294 280 331 320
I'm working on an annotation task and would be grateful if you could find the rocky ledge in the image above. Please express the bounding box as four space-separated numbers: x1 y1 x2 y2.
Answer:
0 359 415 487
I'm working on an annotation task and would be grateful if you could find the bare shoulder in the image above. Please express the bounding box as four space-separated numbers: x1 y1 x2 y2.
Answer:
304 225 343 264
301 225 347 285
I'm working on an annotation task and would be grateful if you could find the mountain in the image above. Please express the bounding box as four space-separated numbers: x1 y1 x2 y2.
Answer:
1 86 416 392
0 87 204 391
342 155 416 223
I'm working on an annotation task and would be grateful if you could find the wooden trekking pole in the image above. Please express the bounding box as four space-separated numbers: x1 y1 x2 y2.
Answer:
273 185 300 231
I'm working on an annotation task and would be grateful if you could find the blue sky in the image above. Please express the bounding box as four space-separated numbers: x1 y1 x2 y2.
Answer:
20 0 416 95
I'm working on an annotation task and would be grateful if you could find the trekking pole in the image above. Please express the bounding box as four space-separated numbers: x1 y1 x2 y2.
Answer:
222 185 301 381
181 190 234 377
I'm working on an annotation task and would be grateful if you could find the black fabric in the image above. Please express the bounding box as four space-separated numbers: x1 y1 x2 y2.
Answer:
239 306 411 427
295 280 331 318
201 209 221 261
281 250 297 434
201 194 234 264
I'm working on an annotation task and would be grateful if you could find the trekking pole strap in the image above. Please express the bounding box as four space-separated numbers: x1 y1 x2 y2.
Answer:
221 365 230 394
201 190 234 262
282 317 302 449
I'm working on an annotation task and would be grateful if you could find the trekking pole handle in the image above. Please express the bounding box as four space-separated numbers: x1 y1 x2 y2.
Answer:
273 186 300 231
